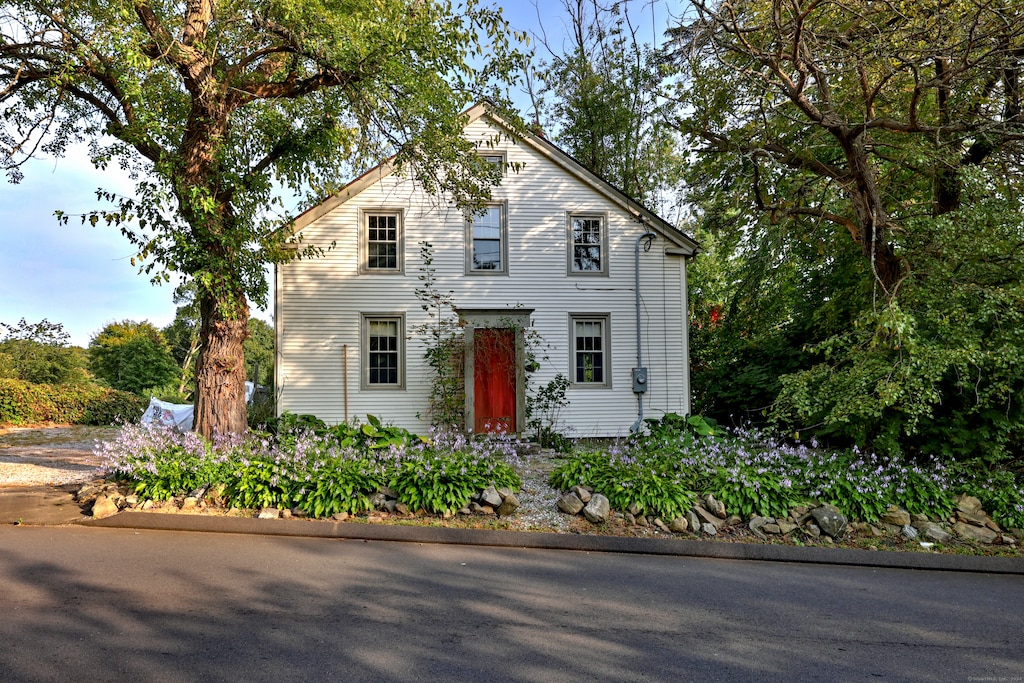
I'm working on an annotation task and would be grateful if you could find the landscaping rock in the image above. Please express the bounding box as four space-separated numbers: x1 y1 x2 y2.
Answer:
695 505 725 529
258 508 280 519
626 502 642 516
571 486 592 504
370 492 388 510
776 520 797 535
395 503 411 516
91 494 120 519
915 522 952 543
724 514 743 527
480 486 503 508
379 486 399 500
910 512 930 524
557 492 585 515
654 518 671 533
281 509 292 519
762 523 782 534
748 516 771 540
704 494 727 519
956 494 983 514
955 509 991 527
332 512 349 521
182 496 198 510
880 506 911 526
668 516 689 534
635 515 649 527
497 493 520 517
953 522 997 544
700 522 718 536
685 509 701 533
805 522 821 538
290 507 307 518
811 504 848 539
901 524 918 540
583 494 610 524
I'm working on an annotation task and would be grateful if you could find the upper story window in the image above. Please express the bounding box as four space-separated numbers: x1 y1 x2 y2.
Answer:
569 213 608 275
480 152 505 173
467 203 507 274
361 210 403 274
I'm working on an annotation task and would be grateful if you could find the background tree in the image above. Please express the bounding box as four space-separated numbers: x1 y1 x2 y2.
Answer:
1 0 526 437
0 318 88 385
88 320 181 396
530 0 682 214
244 318 274 389
669 0 1024 460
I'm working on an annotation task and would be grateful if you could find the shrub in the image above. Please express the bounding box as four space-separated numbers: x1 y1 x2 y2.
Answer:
100 420 524 519
0 377 145 425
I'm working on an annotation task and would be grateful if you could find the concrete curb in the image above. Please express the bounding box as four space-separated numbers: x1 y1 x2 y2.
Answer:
84 511 1024 575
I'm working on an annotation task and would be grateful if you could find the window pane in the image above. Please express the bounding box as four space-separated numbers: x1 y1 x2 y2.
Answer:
473 239 501 270
368 319 400 385
471 206 503 271
366 214 399 270
574 319 605 383
572 217 602 272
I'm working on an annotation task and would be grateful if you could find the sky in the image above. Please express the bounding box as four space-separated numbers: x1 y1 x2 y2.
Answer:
0 1 675 348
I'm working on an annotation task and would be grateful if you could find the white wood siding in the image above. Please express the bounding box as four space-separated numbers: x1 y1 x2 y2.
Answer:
277 116 692 436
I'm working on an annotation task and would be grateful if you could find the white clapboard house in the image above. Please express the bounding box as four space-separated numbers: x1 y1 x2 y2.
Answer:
274 103 700 437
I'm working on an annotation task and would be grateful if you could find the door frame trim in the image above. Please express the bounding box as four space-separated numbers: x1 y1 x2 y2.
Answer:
457 308 533 435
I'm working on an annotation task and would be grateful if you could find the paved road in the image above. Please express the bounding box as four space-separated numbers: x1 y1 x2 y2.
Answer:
1 527 1021 682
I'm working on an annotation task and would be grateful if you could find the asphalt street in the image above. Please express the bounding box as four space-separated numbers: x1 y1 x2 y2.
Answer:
1 526 1022 682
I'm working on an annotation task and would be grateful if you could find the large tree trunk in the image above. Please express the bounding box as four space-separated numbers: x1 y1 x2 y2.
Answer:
193 292 249 438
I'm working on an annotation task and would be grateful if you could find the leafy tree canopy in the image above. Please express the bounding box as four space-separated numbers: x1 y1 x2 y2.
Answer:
668 0 1024 460
88 320 182 396
1 0 527 436
0 318 88 385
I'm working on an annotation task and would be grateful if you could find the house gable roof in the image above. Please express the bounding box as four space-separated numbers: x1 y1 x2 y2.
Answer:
284 102 699 255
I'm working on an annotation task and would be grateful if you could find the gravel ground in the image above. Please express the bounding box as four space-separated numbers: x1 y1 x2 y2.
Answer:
0 425 112 488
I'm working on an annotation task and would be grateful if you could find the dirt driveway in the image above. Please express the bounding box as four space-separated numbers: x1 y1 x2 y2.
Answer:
0 425 116 488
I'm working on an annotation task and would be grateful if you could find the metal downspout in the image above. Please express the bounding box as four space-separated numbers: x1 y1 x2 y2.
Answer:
631 231 657 433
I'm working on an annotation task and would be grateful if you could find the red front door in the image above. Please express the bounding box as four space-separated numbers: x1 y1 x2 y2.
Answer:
474 328 516 433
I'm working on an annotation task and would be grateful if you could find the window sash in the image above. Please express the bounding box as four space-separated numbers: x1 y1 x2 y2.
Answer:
470 205 504 272
573 318 606 384
366 318 401 386
365 213 400 271
570 215 606 274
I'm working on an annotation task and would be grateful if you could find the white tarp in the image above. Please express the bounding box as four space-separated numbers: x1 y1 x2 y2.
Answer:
140 383 255 433
141 397 194 432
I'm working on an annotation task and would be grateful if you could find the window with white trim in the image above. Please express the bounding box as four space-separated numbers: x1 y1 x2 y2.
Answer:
362 211 402 273
569 214 607 274
571 315 609 385
362 315 404 388
467 204 507 273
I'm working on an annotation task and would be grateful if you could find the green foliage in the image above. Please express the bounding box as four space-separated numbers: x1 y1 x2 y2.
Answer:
671 1 1024 461
413 241 464 428
88 320 180 396
548 449 698 522
527 374 570 449
389 445 522 515
533 0 682 210
2 0 527 436
103 419 524 519
244 318 274 388
549 421 1024 527
0 377 145 425
0 318 88 386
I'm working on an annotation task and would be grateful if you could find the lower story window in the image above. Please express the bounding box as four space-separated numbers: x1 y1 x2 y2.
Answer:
363 315 404 387
572 315 608 385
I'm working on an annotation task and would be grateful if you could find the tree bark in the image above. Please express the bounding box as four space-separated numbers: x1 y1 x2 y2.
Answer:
193 292 249 438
